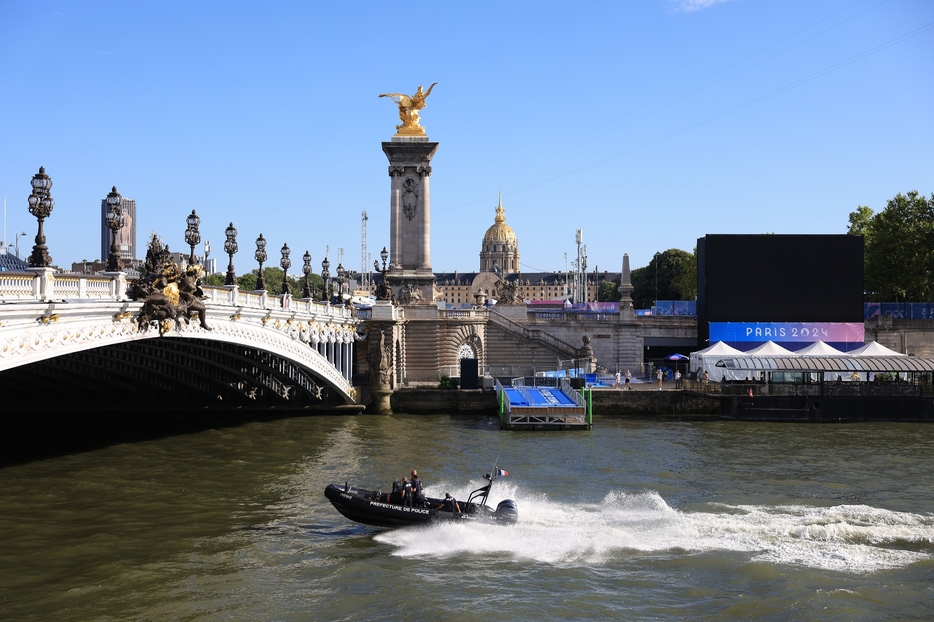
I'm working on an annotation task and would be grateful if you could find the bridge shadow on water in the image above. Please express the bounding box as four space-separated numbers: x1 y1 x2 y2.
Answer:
0 408 317 468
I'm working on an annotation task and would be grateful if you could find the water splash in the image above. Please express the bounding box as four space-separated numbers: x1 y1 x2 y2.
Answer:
374 485 934 573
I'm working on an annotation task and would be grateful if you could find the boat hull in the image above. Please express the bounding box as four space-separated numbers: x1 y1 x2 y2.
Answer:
325 484 517 528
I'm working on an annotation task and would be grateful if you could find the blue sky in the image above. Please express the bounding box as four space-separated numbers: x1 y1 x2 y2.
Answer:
1 0 932 275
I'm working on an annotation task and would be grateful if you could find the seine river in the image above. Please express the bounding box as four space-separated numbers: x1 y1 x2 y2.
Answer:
1 414 932 621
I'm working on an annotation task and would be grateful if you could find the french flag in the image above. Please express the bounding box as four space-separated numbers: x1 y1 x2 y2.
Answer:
496 469 509 477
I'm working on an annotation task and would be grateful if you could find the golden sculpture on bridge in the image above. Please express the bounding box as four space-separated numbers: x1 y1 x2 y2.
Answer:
379 83 437 136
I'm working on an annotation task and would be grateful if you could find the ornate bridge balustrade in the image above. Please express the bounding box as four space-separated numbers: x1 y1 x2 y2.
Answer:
0 271 360 411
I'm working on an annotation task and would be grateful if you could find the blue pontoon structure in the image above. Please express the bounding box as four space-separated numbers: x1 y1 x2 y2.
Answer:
496 377 592 430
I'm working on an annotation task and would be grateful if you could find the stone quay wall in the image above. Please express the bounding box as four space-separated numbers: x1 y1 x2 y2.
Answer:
390 388 720 418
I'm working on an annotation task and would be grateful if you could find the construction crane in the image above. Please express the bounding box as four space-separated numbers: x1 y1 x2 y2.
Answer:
360 210 369 292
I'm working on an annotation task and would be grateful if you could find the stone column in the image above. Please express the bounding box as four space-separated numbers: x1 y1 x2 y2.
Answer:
382 137 439 304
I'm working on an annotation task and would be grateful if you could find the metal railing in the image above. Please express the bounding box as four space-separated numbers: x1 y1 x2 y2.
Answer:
488 309 578 356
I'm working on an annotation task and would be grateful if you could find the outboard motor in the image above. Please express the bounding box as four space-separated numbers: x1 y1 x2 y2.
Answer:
494 499 519 524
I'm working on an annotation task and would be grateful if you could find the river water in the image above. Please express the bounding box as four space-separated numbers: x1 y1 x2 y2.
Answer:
1 414 932 621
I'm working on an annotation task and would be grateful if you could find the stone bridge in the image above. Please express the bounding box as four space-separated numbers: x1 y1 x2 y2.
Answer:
0 270 361 411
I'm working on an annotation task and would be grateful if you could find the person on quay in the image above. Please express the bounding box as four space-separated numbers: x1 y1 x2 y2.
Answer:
615 370 621 388
625 369 632 390
657 367 664 390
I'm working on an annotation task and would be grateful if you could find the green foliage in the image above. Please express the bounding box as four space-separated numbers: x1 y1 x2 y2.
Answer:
598 281 621 302
850 191 934 301
438 375 458 390
847 205 874 237
675 247 698 301
233 268 322 297
237 272 257 291
203 273 226 287
630 248 695 309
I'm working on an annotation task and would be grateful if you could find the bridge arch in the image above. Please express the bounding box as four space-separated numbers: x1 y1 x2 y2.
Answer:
0 286 361 411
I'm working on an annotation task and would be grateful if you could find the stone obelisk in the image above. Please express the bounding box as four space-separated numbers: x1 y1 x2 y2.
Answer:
379 84 439 304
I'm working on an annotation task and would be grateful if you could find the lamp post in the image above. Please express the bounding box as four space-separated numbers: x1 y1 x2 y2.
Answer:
373 245 393 301
321 255 330 303
654 251 660 311
336 262 346 305
184 209 201 266
302 250 312 298
204 239 211 265
104 186 125 272
26 166 54 268
255 233 267 290
280 243 292 295
223 222 238 285
14 231 27 259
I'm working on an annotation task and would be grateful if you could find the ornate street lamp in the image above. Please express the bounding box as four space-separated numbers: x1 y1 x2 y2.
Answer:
321 255 330 303
184 209 201 265
255 233 267 290
302 250 312 298
223 222 238 285
104 186 125 272
26 166 54 268
336 262 346 305
373 245 394 301
280 243 292 295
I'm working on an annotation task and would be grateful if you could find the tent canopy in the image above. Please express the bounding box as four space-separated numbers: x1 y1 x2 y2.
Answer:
848 341 904 356
793 340 846 356
745 341 796 356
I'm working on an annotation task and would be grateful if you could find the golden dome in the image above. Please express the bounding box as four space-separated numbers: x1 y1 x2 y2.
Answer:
482 194 518 245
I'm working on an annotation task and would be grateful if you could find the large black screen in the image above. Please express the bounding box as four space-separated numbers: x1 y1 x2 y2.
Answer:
698 234 863 330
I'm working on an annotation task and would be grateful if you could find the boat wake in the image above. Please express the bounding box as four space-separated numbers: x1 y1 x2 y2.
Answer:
374 483 934 573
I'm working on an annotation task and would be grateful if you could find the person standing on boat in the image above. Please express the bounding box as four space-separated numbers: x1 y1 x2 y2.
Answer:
410 470 425 507
401 476 414 507
438 492 460 513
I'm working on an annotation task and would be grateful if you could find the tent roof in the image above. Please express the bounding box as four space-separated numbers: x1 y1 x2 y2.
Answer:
716 356 934 373
848 341 905 357
745 341 796 356
793 340 846 356
693 341 744 357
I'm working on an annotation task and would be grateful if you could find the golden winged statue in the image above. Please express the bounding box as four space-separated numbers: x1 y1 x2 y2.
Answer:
379 83 437 135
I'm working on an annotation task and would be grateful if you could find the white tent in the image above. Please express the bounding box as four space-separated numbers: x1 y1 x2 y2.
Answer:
793 340 847 356
691 341 744 382
745 341 797 356
846 341 905 380
848 341 905 356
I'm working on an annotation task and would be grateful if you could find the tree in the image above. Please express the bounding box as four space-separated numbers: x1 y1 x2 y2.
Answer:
630 248 694 309
849 191 934 301
675 246 697 301
203 273 226 287
847 205 874 238
233 268 323 297
598 280 621 302
237 272 257 291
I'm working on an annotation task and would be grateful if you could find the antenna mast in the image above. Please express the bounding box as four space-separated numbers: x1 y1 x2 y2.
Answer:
361 210 369 292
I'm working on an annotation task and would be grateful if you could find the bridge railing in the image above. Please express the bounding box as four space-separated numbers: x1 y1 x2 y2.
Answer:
0 272 354 319
0 270 125 301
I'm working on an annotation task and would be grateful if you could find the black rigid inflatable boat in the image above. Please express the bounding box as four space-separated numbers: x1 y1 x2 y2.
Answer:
325 471 518 528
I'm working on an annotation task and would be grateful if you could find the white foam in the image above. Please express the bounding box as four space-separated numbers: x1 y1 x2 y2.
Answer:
374 485 934 573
